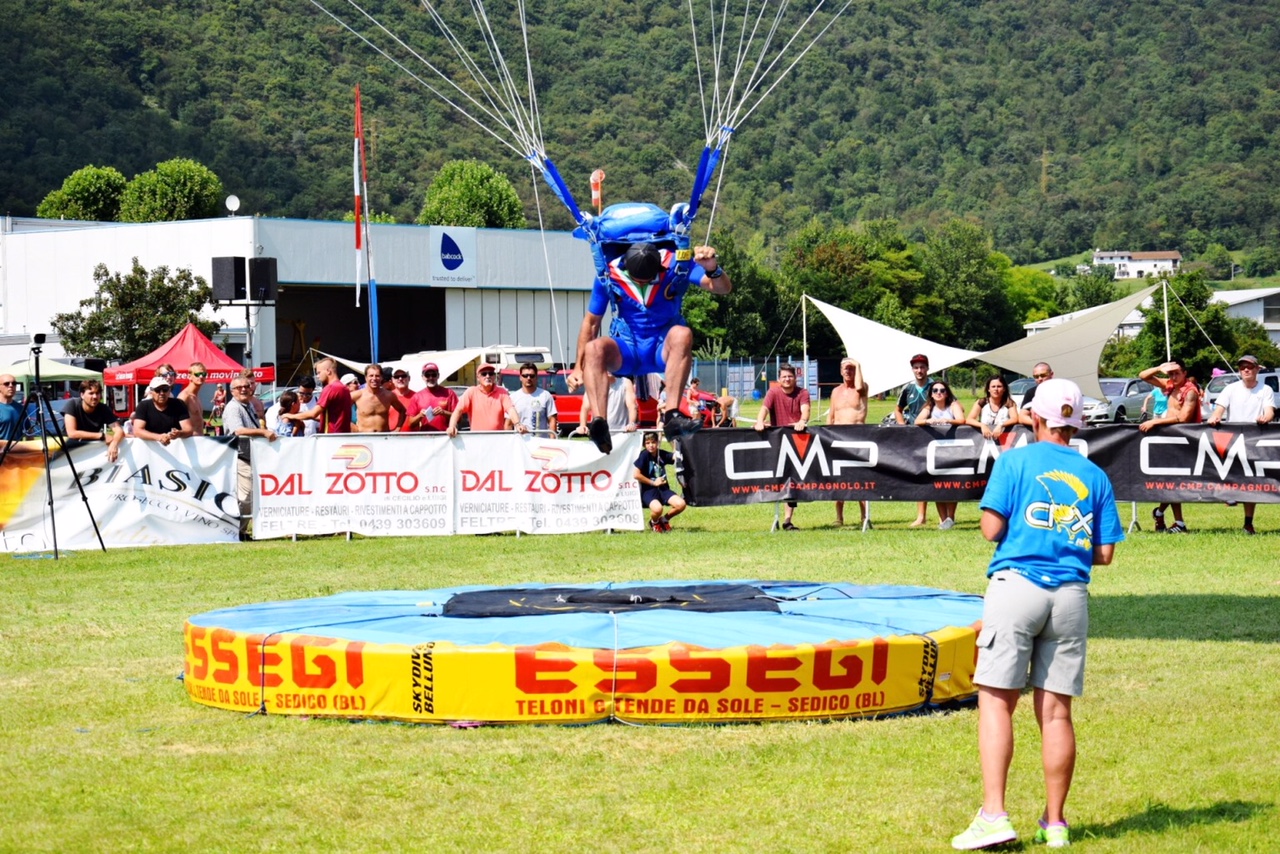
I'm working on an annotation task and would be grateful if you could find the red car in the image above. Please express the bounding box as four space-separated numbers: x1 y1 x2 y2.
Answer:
501 369 659 437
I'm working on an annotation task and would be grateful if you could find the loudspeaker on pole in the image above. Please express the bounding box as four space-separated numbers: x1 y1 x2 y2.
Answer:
212 257 246 302
249 257 278 303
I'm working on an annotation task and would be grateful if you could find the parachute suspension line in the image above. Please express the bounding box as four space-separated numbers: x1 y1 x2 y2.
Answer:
703 134 732 245
309 0 527 159
731 0 856 128
514 0 549 156
463 0 543 153
416 0 526 144
424 0 542 155
713 0 781 138
527 162 568 369
687 0 711 141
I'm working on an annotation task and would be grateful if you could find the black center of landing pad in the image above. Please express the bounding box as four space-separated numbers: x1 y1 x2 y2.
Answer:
442 583 781 617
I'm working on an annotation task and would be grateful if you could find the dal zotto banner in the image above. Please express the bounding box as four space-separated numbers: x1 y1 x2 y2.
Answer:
251 432 644 538
677 424 1280 505
0 438 238 553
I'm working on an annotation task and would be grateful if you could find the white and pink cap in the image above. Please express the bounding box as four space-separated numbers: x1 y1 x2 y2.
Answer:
1030 378 1084 429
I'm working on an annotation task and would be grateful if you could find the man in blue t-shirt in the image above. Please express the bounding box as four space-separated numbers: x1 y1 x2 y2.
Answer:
568 241 732 453
952 378 1124 852
0 374 24 443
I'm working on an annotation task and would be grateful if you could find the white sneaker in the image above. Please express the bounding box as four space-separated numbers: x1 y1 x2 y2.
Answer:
938 518 955 530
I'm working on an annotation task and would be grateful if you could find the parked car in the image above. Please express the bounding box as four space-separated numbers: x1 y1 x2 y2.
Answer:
1008 377 1036 409
506 370 661 437
1202 371 1280 418
1082 377 1154 424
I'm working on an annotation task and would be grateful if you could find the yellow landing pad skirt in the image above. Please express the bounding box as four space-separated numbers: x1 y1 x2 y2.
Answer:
183 581 982 725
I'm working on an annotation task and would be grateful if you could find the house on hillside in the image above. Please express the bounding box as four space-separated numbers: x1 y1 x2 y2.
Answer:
1024 286 1280 346
1090 249 1182 279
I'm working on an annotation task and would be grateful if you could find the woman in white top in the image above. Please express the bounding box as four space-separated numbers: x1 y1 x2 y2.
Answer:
965 375 1018 440
915 380 965 529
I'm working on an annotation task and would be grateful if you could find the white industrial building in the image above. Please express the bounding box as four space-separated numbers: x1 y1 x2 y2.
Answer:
1024 286 1280 345
0 215 596 378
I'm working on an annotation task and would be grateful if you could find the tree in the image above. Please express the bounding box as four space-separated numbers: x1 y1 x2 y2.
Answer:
917 219 1021 350
118 159 224 222
36 165 127 222
1198 243 1233 280
683 233 778 356
1058 265 1118 313
416 160 526 228
870 291 914 334
779 219 923 354
342 210 398 224
1242 246 1280 278
1130 271 1237 380
50 259 222 361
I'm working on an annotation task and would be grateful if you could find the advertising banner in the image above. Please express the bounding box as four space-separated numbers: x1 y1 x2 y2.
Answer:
678 424 1279 505
252 433 454 539
252 432 644 538
451 431 644 534
0 437 238 553
182 623 977 724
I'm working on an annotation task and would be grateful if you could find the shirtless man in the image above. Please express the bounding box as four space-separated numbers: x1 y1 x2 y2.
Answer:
828 357 869 528
350 363 407 433
177 361 207 436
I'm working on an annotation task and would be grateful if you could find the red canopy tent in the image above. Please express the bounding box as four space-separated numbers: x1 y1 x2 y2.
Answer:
104 323 276 385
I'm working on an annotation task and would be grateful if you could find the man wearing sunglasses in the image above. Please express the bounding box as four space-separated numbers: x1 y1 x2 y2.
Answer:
387 369 416 432
448 365 526 437
1017 362 1054 426
177 362 207 436
0 374 22 442
406 362 458 433
131 376 193 446
507 362 558 438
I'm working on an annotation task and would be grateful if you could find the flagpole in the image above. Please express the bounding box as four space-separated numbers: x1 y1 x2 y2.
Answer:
354 87 364 310
355 85 379 362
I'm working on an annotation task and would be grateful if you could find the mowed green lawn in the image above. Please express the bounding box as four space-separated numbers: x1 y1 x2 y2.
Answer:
3 498 1277 853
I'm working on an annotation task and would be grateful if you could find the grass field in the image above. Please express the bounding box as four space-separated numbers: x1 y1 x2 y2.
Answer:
4 492 1278 853
2 491 1280 850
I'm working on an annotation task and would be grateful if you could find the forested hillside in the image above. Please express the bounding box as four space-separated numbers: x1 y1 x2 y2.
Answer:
4 0 1280 263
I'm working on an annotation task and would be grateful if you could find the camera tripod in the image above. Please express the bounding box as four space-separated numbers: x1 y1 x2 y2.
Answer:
0 338 105 557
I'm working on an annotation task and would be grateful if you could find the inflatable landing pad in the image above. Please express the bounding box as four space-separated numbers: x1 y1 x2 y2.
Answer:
183 581 983 725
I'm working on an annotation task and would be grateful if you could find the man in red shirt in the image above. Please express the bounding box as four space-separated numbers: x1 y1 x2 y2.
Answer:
406 362 459 432
387 368 416 432
753 363 811 530
284 357 352 434
447 365 527 436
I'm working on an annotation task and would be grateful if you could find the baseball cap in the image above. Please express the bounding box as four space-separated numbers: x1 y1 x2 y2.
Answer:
478 365 496 375
1237 354 1261 367
341 373 359 385
148 376 172 392
1029 378 1085 429
624 243 663 281
422 362 439 374
909 353 929 366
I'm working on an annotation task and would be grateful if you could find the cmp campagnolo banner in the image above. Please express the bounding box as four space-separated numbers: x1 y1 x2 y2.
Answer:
676 424 1280 505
